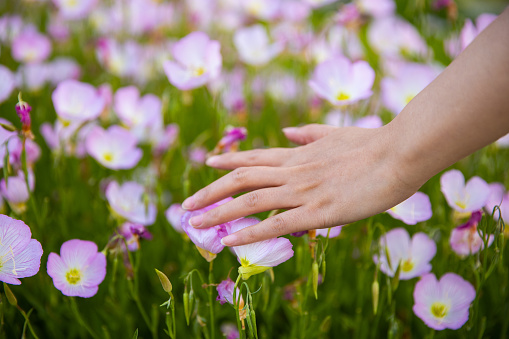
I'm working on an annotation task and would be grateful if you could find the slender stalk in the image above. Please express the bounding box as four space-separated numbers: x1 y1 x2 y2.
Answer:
128 280 157 339
70 297 99 339
171 292 176 339
233 275 244 339
17 307 38 339
208 261 215 339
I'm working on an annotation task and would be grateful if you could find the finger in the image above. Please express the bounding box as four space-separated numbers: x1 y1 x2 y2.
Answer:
282 124 337 145
189 187 299 228
183 166 286 210
221 208 310 246
205 148 291 170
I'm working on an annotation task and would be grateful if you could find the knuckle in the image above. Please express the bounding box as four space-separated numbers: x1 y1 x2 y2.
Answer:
270 215 286 235
243 227 258 243
243 192 259 209
231 167 249 185
246 150 261 163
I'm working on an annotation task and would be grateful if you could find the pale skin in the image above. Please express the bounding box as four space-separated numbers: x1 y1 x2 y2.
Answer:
182 7 509 246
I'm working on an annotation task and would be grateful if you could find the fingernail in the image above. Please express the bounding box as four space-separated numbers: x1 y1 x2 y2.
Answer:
182 196 195 210
206 156 219 166
189 214 203 227
221 234 237 246
282 127 299 134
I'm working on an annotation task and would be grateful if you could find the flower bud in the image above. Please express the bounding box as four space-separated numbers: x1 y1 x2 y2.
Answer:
155 269 172 294
3 282 17 306
312 261 319 299
372 280 379 314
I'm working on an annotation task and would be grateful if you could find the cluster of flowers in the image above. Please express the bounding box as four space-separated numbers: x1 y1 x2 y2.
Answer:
0 0 508 336
373 169 508 330
0 214 105 298
2 0 508 145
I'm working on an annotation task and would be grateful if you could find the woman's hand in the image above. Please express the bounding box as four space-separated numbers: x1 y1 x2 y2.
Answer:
182 123 420 246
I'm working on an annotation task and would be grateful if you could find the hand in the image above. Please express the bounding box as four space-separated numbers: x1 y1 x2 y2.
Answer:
182 124 421 246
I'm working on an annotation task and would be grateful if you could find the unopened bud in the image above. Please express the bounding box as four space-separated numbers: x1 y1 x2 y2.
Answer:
155 269 172 294
312 261 319 300
372 280 379 314
3 282 17 306
183 288 190 326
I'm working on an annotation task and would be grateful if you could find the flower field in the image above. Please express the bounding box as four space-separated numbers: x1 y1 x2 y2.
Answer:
0 0 509 338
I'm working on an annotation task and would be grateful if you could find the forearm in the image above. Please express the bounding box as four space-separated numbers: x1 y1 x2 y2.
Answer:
389 7 509 188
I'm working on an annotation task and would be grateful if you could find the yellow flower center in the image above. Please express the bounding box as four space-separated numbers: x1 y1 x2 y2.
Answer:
66 268 81 285
401 259 414 272
66 0 78 7
336 92 351 101
455 201 467 209
103 152 113 162
430 302 448 318
405 94 415 105
193 67 205 77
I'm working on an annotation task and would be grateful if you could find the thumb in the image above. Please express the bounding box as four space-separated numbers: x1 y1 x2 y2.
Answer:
282 124 338 145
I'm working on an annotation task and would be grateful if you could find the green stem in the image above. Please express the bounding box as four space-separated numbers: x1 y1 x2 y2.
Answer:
171 292 176 339
128 280 158 339
233 275 244 339
17 307 39 339
209 261 215 339
70 298 99 339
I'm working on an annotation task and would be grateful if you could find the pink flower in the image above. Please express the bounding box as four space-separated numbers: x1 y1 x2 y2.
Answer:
113 86 162 141
53 0 98 20
189 147 207 165
227 218 294 280
0 65 15 104
52 80 105 123
325 110 383 129
12 31 52 64
151 124 179 156
440 170 490 213
242 0 280 21
450 211 494 256
303 0 337 8
356 0 395 18
381 62 441 115
85 125 142 170
460 14 497 51
46 57 81 86
7 136 41 167
374 228 436 280
221 323 240 339
387 192 432 225
163 32 222 90
0 170 34 214
316 226 342 238
216 277 241 305
0 215 43 285
181 198 233 260
368 16 427 58
234 25 283 66
496 133 509 148
413 273 475 330
214 126 247 153
15 63 49 91
95 38 141 78
106 181 156 226
279 1 310 22
484 183 505 215
309 55 375 105
165 203 186 233
117 222 152 252
47 239 107 298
